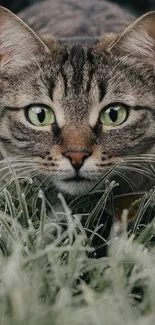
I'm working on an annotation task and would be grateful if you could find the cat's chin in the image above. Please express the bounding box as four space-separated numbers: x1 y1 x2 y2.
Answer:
54 179 95 196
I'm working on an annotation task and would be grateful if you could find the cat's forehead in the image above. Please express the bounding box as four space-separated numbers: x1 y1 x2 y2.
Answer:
58 43 95 74
50 43 104 118
2 39 151 123
51 43 107 94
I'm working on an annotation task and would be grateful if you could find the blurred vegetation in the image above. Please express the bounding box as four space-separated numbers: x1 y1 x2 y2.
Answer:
0 164 153 324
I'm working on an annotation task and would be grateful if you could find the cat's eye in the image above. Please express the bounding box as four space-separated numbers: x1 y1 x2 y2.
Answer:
100 105 127 127
27 105 55 126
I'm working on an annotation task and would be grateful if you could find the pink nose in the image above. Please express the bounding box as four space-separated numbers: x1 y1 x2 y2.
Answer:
63 150 91 170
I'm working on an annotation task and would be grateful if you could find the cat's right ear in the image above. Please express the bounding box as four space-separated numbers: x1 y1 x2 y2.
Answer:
109 11 155 65
0 6 50 70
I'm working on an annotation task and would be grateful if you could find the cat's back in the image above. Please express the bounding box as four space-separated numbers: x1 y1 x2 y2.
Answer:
19 0 135 38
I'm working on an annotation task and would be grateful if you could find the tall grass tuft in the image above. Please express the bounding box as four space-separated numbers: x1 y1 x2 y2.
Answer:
0 156 155 324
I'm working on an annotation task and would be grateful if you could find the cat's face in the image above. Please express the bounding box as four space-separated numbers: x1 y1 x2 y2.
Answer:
1 7 155 195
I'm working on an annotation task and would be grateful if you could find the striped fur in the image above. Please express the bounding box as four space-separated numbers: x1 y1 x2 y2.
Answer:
1 2 155 195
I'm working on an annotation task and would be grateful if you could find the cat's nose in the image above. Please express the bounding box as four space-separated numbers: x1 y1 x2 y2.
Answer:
63 150 92 170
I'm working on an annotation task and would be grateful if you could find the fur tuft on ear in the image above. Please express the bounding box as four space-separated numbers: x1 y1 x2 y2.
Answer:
0 6 50 69
109 11 155 64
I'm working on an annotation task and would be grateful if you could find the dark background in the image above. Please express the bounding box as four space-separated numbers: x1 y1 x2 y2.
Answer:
1 0 155 15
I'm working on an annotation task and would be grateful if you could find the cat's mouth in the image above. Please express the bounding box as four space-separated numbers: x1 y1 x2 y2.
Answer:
63 175 87 182
54 173 95 195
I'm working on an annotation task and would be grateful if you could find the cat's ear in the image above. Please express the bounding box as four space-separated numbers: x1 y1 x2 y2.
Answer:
109 11 155 64
0 6 50 69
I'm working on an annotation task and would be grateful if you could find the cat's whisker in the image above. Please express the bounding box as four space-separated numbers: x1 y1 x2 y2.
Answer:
10 162 35 169
15 168 37 179
0 161 33 176
120 160 155 180
0 157 34 167
27 171 42 180
42 175 55 191
33 173 52 191
88 164 119 192
24 172 55 201
0 166 37 193
123 154 155 162
123 164 155 177
112 170 139 193
118 165 155 181
6 162 34 168
0 166 36 183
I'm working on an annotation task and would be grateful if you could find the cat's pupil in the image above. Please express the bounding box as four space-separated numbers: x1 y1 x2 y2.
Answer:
37 109 45 123
109 108 118 122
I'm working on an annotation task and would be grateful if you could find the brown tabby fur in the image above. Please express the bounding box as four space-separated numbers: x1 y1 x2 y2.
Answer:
1 1 155 196
19 0 135 37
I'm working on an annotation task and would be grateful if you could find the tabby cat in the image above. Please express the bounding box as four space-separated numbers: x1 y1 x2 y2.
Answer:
1 0 155 196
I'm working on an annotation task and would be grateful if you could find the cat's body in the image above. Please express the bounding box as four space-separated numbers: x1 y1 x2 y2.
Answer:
18 0 135 38
1 1 155 196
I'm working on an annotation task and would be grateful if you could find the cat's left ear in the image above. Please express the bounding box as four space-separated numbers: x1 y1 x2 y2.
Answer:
109 11 155 64
0 6 50 70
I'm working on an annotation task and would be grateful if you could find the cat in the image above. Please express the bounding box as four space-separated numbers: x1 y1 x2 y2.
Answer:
18 0 135 37
1 0 155 196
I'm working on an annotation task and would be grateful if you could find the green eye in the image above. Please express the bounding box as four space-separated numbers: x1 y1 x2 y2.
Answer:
27 105 55 126
100 105 127 127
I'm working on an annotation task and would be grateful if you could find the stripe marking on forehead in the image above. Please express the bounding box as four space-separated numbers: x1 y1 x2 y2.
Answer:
51 76 66 128
89 77 100 128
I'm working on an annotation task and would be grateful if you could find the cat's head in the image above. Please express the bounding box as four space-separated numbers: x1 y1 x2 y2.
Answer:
1 6 155 195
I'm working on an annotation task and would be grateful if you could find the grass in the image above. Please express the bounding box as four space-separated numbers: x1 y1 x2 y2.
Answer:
0 160 155 324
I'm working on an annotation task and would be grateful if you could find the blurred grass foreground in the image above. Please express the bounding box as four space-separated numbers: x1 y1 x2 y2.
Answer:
0 154 155 325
